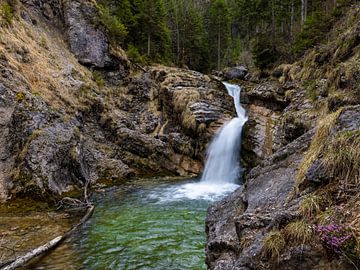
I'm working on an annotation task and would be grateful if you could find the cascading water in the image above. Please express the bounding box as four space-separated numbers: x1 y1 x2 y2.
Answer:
156 82 247 201
201 82 247 184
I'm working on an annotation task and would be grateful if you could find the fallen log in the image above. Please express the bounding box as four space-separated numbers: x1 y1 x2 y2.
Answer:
1 204 95 270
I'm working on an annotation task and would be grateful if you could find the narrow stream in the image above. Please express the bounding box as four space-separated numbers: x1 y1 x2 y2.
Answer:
30 178 238 270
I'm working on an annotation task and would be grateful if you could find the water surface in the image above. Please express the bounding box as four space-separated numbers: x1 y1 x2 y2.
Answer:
30 178 238 270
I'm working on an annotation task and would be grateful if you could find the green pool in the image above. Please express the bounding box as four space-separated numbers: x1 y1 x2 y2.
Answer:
29 178 238 270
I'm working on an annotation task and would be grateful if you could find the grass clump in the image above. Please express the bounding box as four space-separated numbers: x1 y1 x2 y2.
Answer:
262 230 286 260
284 220 313 245
299 194 325 218
92 71 105 88
173 89 200 112
295 109 343 192
322 130 360 194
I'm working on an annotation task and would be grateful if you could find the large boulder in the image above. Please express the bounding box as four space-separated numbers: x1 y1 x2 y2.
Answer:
223 66 249 81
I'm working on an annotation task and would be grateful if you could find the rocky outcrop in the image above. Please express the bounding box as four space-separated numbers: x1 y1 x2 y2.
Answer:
223 66 249 81
206 4 360 267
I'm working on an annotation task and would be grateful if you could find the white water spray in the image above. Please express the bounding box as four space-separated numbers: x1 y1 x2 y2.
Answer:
151 82 247 202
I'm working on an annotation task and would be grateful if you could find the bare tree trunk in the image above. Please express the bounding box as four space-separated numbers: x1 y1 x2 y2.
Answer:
217 30 221 70
291 0 294 39
147 34 151 57
301 0 305 26
176 22 180 64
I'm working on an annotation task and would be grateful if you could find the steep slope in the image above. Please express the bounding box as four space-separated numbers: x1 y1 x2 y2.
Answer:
0 0 235 203
206 3 360 270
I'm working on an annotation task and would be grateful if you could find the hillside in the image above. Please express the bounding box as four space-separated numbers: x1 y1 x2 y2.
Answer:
0 0 359 269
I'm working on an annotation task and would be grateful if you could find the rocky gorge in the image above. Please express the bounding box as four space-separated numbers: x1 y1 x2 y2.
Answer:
0 0 359 269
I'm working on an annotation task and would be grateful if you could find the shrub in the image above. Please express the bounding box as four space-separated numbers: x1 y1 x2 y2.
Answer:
251 34 279 70
0 1 15 26
126 44 147 65
284 220 313 245
95 4 127 43
315 223 359 263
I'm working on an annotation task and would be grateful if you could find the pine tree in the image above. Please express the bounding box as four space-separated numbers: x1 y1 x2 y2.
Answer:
135 0 172 62
207 0 231 70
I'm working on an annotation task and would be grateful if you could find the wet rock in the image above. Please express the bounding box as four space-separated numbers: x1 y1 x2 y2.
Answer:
223 66 249 81
206 129 315 270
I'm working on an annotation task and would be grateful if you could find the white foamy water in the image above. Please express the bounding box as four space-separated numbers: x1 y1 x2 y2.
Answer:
148 182 240 203
200 83 247 185
149 83 247 202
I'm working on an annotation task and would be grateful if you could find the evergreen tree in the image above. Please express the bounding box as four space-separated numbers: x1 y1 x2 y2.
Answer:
135 0 172 62
166 0 209 71
207 0 231 70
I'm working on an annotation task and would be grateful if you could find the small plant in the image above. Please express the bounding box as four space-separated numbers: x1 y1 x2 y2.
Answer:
15 92 26 103
0 1 15 26
284 220 313 245
315 223 359 263
262 230 286 260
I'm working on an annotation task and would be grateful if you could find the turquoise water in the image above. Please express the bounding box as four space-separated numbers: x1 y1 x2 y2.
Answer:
30 178 237 270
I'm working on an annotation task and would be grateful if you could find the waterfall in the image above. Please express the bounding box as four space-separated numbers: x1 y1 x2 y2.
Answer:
201 82 247 184
159 82 247 201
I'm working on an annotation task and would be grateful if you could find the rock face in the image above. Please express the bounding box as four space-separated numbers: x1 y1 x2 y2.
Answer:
223 66 249 81
64 0 119 68
206 3 360 268
0 1 236 202
206 103 360 270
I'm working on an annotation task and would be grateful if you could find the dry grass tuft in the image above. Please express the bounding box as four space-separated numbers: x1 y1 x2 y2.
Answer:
173 89 200 112
322 130 360 196
299 194 325 218
284 220 313 245
294 109 343 192
262 230 286 260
